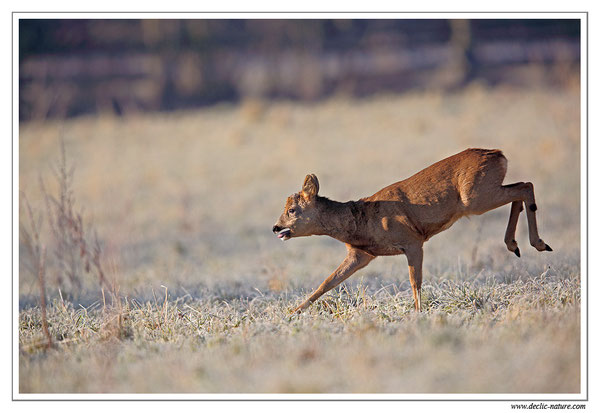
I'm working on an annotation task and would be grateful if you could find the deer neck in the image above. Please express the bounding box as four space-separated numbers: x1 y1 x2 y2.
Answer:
315 196 358 243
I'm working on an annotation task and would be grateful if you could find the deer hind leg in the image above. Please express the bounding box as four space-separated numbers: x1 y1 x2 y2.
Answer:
504 201 524 257
405 244 424 312
524 193 553 253
470 182 552 253
506 182 552 252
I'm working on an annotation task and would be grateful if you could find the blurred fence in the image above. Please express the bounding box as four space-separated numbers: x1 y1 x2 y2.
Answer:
19 19 580 121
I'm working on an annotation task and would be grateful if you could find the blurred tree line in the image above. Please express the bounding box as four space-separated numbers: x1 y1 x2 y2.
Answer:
19 19 580 121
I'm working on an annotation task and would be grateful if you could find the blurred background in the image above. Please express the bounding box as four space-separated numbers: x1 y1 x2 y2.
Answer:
20 19 580 121
19 17 581 302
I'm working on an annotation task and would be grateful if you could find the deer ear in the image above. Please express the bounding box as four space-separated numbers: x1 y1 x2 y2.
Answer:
301 174 319 201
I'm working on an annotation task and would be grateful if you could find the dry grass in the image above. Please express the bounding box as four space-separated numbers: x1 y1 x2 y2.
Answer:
19 274 579 393
18 82 581 394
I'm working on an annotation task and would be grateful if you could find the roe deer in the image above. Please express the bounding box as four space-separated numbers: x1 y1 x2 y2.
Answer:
272 148 552 312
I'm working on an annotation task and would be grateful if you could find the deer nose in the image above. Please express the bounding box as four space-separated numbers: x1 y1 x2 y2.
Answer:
272 225 282 233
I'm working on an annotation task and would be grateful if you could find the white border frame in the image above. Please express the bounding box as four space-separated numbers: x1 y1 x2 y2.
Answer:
12 11 588 403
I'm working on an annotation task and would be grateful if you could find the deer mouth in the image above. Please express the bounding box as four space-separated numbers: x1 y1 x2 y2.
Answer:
277 228 292 241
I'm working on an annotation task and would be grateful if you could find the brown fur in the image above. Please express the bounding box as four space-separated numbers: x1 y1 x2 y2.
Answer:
272 148 552 312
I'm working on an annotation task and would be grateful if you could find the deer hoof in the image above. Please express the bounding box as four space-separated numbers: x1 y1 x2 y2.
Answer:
513 247 521 258
532 239 549 251
293 301 310 314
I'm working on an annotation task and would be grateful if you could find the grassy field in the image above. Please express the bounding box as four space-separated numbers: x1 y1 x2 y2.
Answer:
18 82 581 394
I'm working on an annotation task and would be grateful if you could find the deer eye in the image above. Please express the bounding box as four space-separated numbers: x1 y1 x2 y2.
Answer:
288 208 296 215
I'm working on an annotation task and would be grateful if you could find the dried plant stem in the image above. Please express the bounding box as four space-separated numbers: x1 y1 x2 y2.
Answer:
21 193 53 349
37 139 111 298
161 285 168 325
470 216 486 266
37 246 52 349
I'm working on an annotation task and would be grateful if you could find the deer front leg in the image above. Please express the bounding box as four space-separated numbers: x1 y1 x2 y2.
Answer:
405 244 424 312
293 245 375 313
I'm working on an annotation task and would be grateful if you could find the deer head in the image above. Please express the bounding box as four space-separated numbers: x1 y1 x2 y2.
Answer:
272 174 322 241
